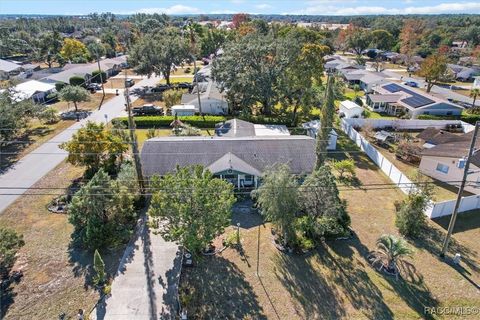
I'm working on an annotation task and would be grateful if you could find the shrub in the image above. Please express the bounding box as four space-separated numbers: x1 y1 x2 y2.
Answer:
69 76 86 87
0 227 25 277
146 128 157 139
45 92 59 103
91 70 107 83
115 115 226 128
332 159 356 178
362 109 371 118
93 249 106 286
354 96 364 106
223 231 240 247
185 67 191 74
177 124 201 136
55 82 66 92
38 106 60 124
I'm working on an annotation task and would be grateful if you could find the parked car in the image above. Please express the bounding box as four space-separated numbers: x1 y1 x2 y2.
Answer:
404 81 419 88
125 78 135 87
87 83 102 91
132 104 163 116
175 82 193 90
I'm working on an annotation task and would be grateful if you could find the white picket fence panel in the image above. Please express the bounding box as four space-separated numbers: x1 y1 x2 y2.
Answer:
343 118 474 132
340 119 480 218
340 120 415 194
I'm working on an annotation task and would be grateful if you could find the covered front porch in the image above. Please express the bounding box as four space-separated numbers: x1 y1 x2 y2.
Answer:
208 152 262 189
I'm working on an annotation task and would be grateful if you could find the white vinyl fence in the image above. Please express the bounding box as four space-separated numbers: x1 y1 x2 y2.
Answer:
340 119 480 218
343 118 474 133
340 119 415 194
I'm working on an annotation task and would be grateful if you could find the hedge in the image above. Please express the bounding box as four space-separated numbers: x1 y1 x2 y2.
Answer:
55 82 66 92
115 116 227 128
417 114 480 125
69 76 85 87
92 70 107 83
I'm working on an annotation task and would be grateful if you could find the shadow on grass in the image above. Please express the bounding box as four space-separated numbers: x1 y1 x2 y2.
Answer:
0 126 53 173
0 282 16 318
324 239 394 319
329 235 438 320
274 251 347 319
179 255 266 319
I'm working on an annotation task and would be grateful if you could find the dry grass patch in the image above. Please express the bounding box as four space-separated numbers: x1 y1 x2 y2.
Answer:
51 92 115 113
0 161 125 319
179 130 480 319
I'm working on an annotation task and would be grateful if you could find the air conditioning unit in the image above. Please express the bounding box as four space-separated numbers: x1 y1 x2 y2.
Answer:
457 158 466 169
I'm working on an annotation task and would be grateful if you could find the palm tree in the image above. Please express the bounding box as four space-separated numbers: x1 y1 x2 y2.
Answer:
372 234 414 280
470 88 480 109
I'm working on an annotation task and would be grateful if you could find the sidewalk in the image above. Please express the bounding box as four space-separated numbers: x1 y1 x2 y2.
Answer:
91 215 181 320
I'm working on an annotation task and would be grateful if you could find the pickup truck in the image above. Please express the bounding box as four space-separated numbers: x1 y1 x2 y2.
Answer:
132 104 163 116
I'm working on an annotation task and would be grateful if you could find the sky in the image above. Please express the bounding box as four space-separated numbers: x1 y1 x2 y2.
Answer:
1 0 480 16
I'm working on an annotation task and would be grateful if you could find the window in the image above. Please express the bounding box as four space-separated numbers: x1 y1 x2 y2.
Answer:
436 163 449 174
446 111 453 116
423 111 430 115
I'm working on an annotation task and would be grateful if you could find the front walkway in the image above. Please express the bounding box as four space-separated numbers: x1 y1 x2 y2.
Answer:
91 215 181 320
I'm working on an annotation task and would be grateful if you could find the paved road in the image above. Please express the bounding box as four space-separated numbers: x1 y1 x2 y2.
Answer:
381 69 474 105
91 215 181 320
0 75 161 213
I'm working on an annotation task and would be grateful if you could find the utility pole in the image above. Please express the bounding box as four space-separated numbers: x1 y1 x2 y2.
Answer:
440 121 480 257
95 42 106 109
124 70 146 197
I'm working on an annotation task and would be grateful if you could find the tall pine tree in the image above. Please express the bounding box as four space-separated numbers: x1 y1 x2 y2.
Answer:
315 75 336 169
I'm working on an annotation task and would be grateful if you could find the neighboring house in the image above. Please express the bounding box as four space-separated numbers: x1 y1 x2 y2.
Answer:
215 119 290 137
181 81 228 115
324 59 362 73
340 69 386 92
302 120 338 150
0 59 23 80
41 57 126 85
366 82 463 118
12 80 56 103
417 127 466 149
339 100 364 118
447 64 479 82
419 132 480 194
141 136 316 188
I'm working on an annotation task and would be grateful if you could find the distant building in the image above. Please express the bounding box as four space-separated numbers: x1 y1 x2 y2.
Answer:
366 82 463 118
0 59 23 80
11 80 56 103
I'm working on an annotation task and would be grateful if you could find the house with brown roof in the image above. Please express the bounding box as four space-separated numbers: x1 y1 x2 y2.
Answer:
419 131 480 194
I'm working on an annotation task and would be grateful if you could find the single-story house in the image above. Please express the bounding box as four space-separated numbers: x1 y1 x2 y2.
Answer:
302 120 338 150
340 69 386 92
12 80 56 103
324 59 362 74
339 100 364 118
447 64 479 82
366 82 463 118
141 136 316 188
215 119 290 137
41 57 127 85
419 132 480 194
171 104 197 116
181 81 228 115
0 59 23 80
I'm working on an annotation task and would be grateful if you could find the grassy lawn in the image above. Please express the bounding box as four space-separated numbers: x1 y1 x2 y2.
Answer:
51 92 116 113
105 78 127 89
0 161 124 319
159 76 193 84
365 110 398 119
179 132 480 319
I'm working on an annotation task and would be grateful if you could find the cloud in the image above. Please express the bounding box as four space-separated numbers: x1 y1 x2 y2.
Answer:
230 0 245 4
133 5 201 15
255 4 273 10
291 1 480 15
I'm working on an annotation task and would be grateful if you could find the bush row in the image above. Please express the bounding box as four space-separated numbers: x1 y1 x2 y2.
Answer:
113 114 295 128
114 115 227 128
417 114 480 125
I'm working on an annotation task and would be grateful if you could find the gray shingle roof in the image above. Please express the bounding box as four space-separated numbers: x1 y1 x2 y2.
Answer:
141 136 316 177
0 59 22 72
215 119 255 137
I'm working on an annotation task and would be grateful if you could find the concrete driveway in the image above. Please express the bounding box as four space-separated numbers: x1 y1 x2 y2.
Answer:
91 215 181 320
0 75 162 213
